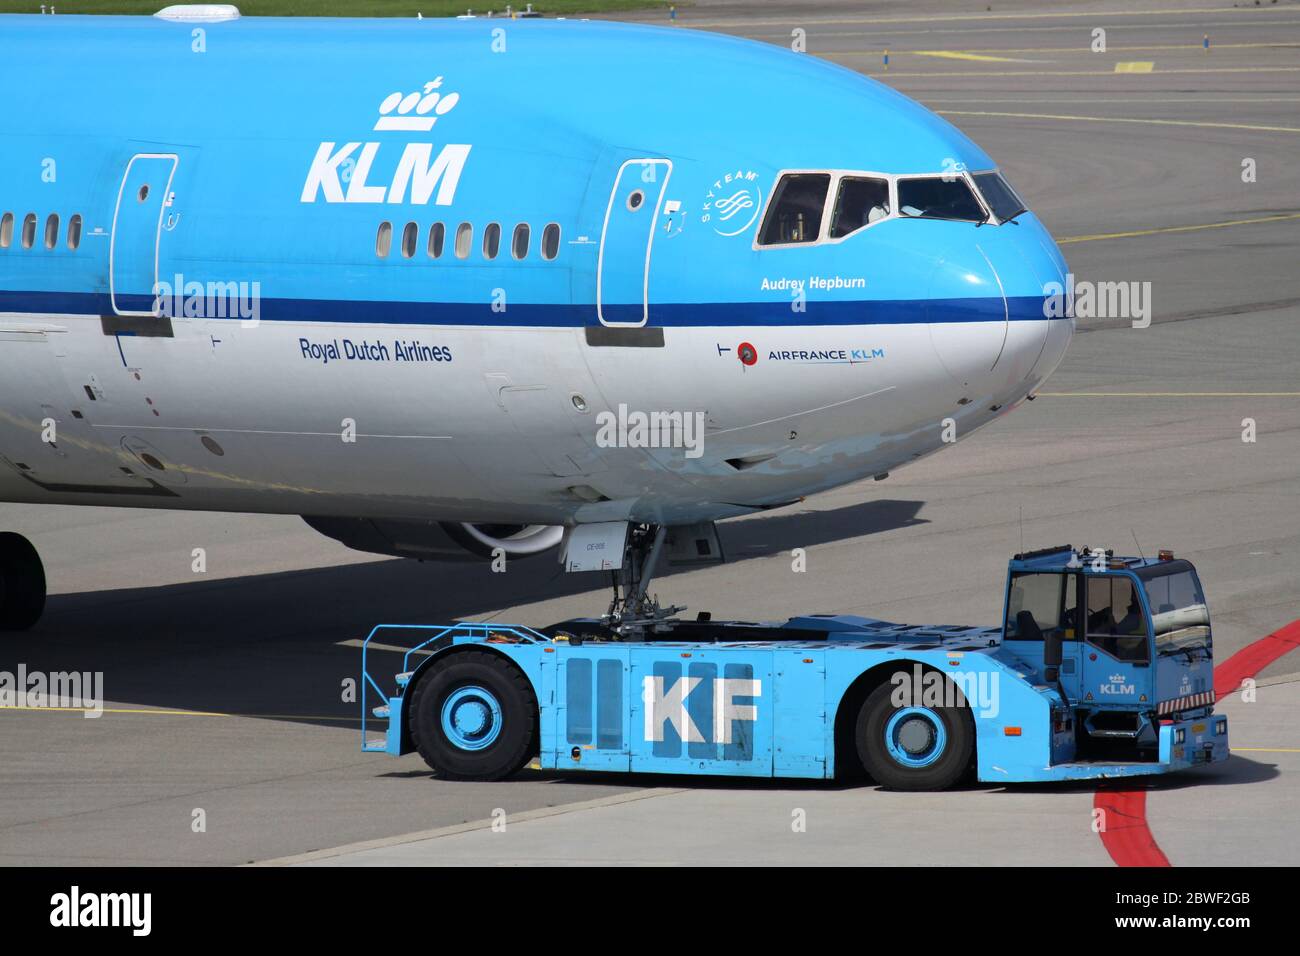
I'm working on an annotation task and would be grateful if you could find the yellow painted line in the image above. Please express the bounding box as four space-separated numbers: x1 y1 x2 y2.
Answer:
938 109 1300 134
679 7 1296 30
1114 61 1155 73
2 704 229 716
1059 212 1300 244
847 42 1300 56
1 705 358 721
912 50 1025 63
857 66 1300 78
926 98 1300 104
1039 392 1300 398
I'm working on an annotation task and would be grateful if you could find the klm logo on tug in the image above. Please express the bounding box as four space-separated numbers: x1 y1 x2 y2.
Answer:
642 675 761 747
301 78 471 205
1101 673 1136 695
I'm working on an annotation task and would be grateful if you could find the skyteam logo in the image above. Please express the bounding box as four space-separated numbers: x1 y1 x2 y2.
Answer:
701 168 763 237
374 78 461 131
301 78 471 206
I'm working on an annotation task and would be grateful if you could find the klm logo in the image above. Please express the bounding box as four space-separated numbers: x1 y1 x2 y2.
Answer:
301 79 471 206
375 78 460 131
1100 672 1136 696
642 674 760 752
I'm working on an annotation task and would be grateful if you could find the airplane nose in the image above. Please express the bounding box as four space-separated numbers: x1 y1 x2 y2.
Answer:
969 217 1074 393
1007 217 1074 387
925 241 1009 390
1024 224 1074 387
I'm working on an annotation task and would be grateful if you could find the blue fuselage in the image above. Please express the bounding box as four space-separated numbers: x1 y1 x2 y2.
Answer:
0 15 1072 526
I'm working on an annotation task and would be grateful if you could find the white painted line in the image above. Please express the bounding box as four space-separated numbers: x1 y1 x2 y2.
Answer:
336 638 434 656
251 787 689 866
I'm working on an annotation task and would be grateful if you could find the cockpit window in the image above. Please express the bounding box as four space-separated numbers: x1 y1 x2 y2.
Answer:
829 176 890 238
972 171 1027 223
897 177 986 223
758 173 830 245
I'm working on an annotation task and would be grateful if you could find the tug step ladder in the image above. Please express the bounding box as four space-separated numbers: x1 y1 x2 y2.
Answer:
360 622 550 754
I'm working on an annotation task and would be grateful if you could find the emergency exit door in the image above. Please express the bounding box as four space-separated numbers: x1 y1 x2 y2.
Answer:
597 158 671 327
110 153 178 316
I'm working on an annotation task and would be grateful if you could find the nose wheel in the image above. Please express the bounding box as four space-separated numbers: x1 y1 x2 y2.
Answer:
603 524 686 637
0 533 46 631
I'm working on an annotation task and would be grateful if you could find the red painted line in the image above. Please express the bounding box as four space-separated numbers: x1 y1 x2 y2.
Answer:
1214 619 1300 700
1094 787 1170 867
1094 618 1300 867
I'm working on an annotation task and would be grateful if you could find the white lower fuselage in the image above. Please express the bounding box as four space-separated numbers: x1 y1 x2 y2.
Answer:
0 311 1071 526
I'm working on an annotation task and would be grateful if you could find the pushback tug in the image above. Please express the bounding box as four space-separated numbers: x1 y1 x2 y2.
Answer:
361 541 1228 790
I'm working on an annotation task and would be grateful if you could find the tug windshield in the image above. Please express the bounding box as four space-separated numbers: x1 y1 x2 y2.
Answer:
1138 562 1211 656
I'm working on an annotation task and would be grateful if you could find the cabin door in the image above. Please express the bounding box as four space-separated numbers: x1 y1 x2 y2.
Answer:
597 158 671 327
110 153 178 317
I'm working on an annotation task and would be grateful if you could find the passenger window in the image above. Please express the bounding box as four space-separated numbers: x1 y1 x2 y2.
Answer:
512 223 529 260
67 214 82 251
829 176 890 238
21 213 36 249
1086 576 1149 663
0 212 12 248
401 221 418 259
375 221 392 258
758 173 831 245
427 222 445 259
44 213 59 249
541 222 560 260
1005 573 1079 642
897 177 986 223
454 222 473 259
483 222 501 260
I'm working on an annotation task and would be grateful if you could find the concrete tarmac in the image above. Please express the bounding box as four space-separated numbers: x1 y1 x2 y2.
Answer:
1 0 1297 866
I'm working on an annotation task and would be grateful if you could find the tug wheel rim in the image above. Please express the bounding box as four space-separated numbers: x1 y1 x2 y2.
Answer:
440 685 504 751
884 707 947 768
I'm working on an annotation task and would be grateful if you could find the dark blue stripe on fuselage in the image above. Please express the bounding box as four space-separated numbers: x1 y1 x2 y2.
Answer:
0 291 1053 327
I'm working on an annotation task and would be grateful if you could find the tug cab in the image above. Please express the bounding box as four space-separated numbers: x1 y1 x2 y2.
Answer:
1002 546 1218 763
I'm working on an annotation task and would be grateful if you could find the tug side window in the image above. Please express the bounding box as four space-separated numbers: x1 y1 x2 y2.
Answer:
1005 573 1078 642
1086 576 1150 663
758 173 831 245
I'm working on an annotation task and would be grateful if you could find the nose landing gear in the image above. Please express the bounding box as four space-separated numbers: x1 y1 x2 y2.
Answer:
603 524 687 636
0 532 45 631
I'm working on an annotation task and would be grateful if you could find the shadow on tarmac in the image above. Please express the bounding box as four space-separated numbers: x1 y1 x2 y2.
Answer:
0 499 926 725
377 755 1276 794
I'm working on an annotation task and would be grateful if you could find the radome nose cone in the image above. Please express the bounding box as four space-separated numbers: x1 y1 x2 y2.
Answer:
925 243 1008 389
1015 218 1074 383
957 217 1073 390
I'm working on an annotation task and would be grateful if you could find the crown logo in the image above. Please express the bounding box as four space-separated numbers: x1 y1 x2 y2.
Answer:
374 78 461 132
